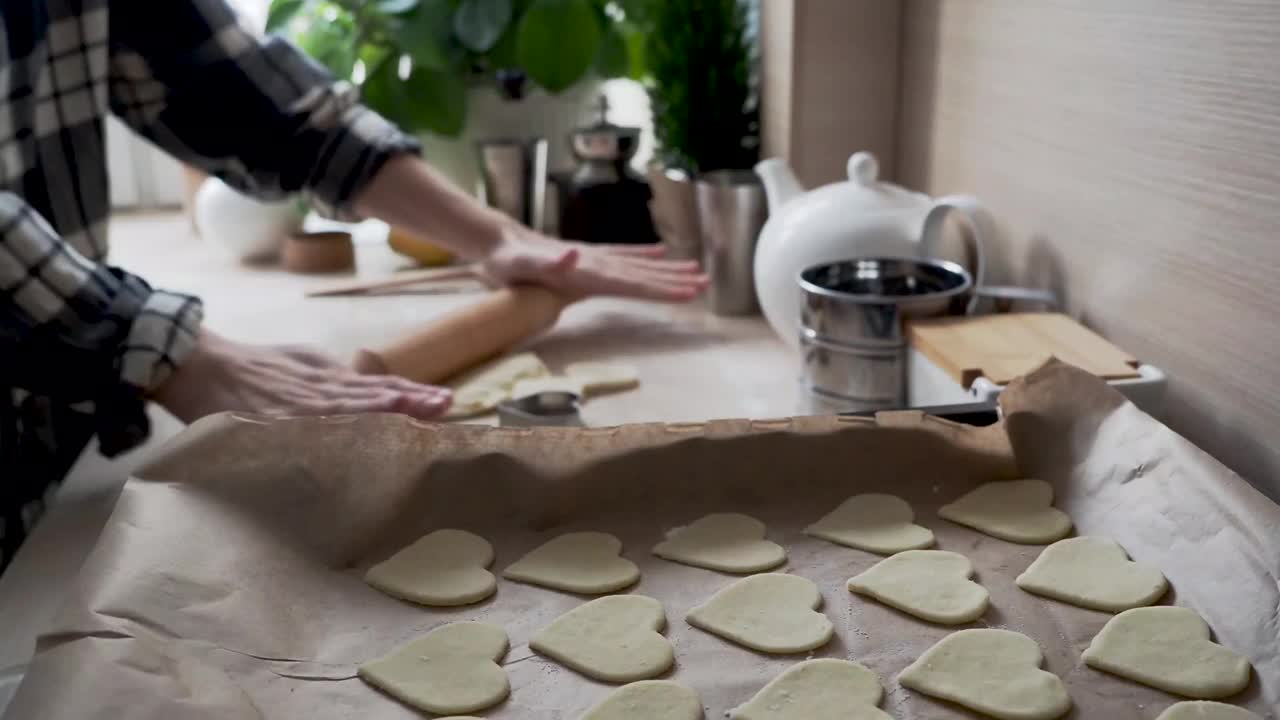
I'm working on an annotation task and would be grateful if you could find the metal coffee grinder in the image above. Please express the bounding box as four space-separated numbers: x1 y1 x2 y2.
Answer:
552 96 659 245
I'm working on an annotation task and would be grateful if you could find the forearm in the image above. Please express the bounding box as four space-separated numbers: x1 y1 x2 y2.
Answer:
353 155 513 261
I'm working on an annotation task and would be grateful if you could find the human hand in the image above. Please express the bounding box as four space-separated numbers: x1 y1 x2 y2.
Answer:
153 330 452 423
480 226 708 302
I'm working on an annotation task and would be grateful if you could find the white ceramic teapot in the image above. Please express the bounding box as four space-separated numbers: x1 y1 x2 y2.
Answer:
753 151 989 348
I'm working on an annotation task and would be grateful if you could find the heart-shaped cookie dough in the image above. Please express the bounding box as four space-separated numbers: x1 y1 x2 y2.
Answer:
687 573 833 654
531 595 673 682
848 549 989 624
653 513 786 573
899 628 1071 720
731 658 892 720
579 681 703 720
365 529 496 606
1016 536 1168 612
1155 702 1262 720
939 479 1073 544
1083 606 1252 699
805 493 934 555
503 532 640 594
359 621 509 715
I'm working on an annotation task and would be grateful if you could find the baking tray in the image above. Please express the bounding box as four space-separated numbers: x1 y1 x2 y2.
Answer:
4 362 1277 718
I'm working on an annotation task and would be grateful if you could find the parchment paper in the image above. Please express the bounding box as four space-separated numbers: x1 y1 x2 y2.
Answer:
6 362 1278 719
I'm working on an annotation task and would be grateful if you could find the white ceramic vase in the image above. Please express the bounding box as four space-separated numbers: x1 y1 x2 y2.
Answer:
194 177 305 262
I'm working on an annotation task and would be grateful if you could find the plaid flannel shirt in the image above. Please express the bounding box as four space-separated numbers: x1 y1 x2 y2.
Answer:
0 0 420 571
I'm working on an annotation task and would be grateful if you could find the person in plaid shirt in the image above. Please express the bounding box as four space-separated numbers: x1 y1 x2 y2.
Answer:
0 0 705 572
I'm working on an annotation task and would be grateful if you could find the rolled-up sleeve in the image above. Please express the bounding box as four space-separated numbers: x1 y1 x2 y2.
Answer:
0 193 203 456
106 0 419 220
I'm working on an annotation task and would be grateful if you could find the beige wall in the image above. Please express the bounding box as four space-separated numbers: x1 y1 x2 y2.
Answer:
896 1 1280 496
760 0 901 187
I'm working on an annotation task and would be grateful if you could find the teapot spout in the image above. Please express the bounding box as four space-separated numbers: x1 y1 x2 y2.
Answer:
754 157 805 211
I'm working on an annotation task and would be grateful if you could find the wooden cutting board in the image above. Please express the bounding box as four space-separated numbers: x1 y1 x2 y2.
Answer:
907 312 1140 388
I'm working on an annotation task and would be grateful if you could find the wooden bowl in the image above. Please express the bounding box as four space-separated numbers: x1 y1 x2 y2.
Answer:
282 231 355 274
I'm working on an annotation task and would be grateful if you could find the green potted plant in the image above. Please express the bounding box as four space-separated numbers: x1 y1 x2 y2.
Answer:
643 0 759 260
267 0 648 192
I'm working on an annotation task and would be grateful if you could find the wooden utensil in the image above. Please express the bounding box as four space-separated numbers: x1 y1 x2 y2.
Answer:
352 285 572 384
908 312 1140 388
306 264 483 298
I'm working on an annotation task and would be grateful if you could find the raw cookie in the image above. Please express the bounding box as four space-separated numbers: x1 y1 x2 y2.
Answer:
899 628 1071 720
444 385 509 420
531 595 673 682
1156 702 1262 720
446 352 549 418
731 658 892 720
804 493 934 554
359 622 509 715
687 573 833 654
579 681 703 720
847 549 989 625
1015 536 1168 612
653 513 786 573
511 376 586 399
1082 606 1251 699
503 532 640 594
565 362 640 395
365 529 496 606
939 479 1073 544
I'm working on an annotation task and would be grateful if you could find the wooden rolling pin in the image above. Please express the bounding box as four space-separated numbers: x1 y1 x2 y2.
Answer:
352 285 571 384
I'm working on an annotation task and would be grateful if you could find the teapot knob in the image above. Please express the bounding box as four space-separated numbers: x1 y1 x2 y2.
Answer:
847 152 879 186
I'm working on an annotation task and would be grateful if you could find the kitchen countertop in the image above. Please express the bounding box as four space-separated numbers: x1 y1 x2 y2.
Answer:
0 211 807 711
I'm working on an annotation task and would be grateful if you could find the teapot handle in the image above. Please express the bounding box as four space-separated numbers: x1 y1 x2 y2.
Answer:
920 194 988 316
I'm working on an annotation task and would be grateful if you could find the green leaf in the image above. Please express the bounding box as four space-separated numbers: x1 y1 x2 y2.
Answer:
622 25 646 80
453 0 513 53
392 0 454 70
377 0 420 12
487 20 520 68
295 8 359 80
362 58 468 136
516 0 601 93
593 24 627 78
406 66 468 135
265 0 306 33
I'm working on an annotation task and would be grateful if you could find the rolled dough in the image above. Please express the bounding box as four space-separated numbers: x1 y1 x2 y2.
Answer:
939 479 1073 544
1155 702 1262 720
731 658 892 720
686 573 833 654
445 352 549 419
358 622 509 715
503 532 640 594
511 376 586 399
899 628 1071 720
652 513 787 573
1082 606 1252 699
564 362 640 395
1015 536 1167 612
531 595 673 682
579 681 703 720
804 493 934 555
364 529 496 607
847 549 989 625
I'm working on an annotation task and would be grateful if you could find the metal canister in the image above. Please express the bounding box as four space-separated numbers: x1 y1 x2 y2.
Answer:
798 257 972 413
697 170 767 316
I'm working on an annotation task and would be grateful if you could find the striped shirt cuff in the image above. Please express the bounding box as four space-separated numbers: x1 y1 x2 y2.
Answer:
302 88 422 222
119 289 204 393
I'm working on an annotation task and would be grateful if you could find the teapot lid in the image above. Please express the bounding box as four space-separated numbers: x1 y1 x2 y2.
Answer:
838 152 929 210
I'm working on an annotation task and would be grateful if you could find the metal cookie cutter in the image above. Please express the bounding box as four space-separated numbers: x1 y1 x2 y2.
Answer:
497 391 584 427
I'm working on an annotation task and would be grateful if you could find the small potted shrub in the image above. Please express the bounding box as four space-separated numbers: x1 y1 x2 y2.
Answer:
644 0 759 261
